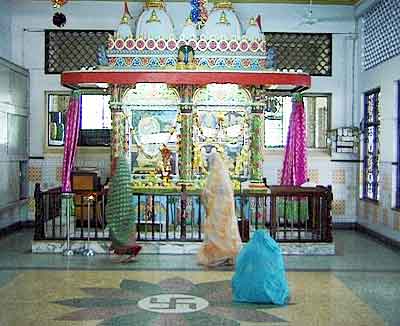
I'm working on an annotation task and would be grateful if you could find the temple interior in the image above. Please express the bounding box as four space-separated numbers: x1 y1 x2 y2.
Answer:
0 0 399 325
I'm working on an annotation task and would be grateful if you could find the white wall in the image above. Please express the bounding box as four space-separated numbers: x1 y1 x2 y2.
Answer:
0 0 12 61
359 55 400 163
10 1 357 222
355 0 400 240
358 51 400 241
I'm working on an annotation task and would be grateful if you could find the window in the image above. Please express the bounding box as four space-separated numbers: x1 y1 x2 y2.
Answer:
362 88 380 200
45 30 113 74
264 94 330 149
46 92 111 148
81 95 111 129
265 33 332 76
397 81 400 207
362 0 400 70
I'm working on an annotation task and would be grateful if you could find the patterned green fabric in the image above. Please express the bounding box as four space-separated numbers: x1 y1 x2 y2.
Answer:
277 198 308 222
106 156 135 246
61 195 75 220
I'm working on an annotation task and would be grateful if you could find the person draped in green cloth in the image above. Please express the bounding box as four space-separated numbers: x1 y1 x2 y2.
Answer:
106 155 141 263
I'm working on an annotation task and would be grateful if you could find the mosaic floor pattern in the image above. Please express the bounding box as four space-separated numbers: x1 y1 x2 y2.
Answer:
0 270 385 326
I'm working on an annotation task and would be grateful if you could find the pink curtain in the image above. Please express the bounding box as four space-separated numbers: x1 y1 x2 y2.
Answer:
61 91 81 192
280 94 308 186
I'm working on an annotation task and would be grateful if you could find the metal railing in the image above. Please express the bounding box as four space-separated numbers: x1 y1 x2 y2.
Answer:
34 183 332 243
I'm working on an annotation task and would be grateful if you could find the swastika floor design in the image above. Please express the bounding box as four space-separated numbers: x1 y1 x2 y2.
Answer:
0 270 386 326
0 230 400 325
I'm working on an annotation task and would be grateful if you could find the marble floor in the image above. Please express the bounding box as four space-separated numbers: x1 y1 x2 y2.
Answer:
0 229 399 326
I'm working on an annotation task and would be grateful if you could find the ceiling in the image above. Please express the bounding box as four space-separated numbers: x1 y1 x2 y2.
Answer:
222 0 361 4
54 0 362 5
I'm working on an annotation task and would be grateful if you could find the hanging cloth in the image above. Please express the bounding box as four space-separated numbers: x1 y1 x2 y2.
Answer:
61 91 81 192
279 94 308 221
281 93 308 186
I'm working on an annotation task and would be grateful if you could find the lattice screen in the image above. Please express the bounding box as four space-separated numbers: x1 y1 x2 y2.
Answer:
45 30 112 74
45 30 332 76
362 0 400 70
265 32 332 76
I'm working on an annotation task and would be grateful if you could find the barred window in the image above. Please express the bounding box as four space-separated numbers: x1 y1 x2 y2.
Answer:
396 81 400 207
45 30 112 74
264 94 330 149
362 88 380 201
265 33 332 76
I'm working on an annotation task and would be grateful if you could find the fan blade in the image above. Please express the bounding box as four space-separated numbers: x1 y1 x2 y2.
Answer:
316 16 354 23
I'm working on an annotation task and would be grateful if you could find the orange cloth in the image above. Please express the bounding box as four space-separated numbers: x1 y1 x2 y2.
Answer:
197 152 242 266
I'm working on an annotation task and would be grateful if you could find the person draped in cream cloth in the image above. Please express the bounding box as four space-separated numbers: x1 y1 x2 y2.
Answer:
197 151 242 266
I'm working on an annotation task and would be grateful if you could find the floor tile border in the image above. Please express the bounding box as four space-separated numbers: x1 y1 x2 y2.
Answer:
355 223 400 251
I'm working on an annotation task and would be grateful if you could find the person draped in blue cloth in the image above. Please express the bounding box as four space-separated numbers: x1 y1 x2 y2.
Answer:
232 229 290 305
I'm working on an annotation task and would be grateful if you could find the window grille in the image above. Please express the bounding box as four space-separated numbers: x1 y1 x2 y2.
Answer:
362 0 400 70
362 88 380 200
264 94 330 149
45 30 112 74
265 32 332 76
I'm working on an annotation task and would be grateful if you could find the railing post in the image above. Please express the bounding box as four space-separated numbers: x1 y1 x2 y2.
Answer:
62 192 74 256
270 194 277 239
82 195 95 256
324 185 333 242
239 193 249 242
34 183 45 240
180 185 187 240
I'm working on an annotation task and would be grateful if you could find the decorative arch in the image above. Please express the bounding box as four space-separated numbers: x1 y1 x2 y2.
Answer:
192 83 252 177
122 83 180 174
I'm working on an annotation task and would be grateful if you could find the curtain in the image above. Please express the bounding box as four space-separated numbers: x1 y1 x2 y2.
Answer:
61 91 81 192
279 94 308 221
280 94 308 186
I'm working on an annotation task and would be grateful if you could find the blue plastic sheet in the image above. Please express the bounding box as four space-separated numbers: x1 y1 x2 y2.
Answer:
232 229 290 305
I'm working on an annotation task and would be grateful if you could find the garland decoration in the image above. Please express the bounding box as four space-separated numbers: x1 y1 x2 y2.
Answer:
53 12 67 27
51 0 68 8
198 0 208 28
190 0 201 24
51 0 69 27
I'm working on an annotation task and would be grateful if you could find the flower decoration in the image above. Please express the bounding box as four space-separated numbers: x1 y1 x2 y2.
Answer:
51 0 68 8
53 12 66 27
199 0 208 27
190 0 200 24
54 277 287 325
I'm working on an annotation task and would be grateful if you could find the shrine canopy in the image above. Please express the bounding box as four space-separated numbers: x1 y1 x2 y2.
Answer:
61 70 310 93
60 0 311 92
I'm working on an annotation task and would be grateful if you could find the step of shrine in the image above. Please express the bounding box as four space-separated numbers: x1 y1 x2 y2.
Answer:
32 239 335 255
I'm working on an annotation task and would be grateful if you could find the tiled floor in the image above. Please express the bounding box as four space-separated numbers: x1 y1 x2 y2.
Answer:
0 230 399 326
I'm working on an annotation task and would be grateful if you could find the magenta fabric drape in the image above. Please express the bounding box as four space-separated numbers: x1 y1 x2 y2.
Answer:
280 94 308 186
61 91 81 192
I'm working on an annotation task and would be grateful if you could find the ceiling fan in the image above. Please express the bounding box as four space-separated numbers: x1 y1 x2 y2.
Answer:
298 0 355 26
300 0 319 25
